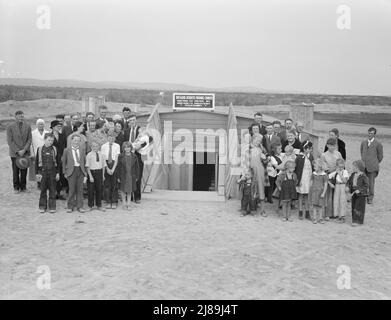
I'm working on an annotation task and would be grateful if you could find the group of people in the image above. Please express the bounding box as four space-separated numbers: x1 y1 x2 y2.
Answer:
6 105 152 213
238 112 384 226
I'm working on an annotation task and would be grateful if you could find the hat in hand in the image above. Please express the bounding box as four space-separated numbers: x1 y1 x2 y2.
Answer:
15 156 30 170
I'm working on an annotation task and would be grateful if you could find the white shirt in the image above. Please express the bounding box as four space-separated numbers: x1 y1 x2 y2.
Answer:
101 142 120 162
31 128 49 155
368 138 374 147
329 169 349 183
72 148 81 167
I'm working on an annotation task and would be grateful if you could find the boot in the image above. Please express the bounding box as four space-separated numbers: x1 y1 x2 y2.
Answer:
305 210 311 220
298 210 303 220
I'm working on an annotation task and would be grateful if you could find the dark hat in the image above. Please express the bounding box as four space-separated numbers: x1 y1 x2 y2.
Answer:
15 156 30 170
50 120 62 128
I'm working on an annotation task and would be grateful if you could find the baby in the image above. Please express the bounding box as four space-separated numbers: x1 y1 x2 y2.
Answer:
277 145 297 172
132 127 153 152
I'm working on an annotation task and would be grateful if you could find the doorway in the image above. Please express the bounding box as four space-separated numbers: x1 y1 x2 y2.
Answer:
193 152 216 191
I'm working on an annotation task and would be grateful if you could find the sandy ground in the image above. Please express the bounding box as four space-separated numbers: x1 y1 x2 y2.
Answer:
0 120 391 300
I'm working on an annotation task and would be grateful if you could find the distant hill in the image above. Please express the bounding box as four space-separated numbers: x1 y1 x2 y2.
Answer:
0 78 278 93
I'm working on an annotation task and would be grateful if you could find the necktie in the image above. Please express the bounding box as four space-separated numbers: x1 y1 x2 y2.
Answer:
73 148 80 164
131 128 135 142
96 151 99 162
108 143 113 164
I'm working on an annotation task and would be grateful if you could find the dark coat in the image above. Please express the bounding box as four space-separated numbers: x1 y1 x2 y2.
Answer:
347 172 369 197
360 138 383 173
123 125 141 142
262 134 281 155
7 121 32 157
117 153 140 192
282 138 302 152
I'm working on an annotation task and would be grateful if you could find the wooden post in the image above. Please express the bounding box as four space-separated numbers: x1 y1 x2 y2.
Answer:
289 103 314 132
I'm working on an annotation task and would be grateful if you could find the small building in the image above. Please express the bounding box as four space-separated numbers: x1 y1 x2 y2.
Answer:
134 104 319 200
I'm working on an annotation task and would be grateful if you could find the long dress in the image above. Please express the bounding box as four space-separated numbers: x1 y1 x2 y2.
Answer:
250 146 265 201
296 157 312 194
118 153 140 194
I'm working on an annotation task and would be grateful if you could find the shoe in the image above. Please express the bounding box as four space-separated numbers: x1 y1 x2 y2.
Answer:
261 211 268 217
339 217 345 223
14 189 20 194
319 219 325 224
367 199 373 204
67 208 73 213
298 211 303 220
97 207 106 212
305 211 311 220
288 217 293 222
312 220 317 224
49 210 56 214
39 209 45 214
282 218 288 222
112 204 117 209
78 208 86 213
135 200 141 204
105 204 112 209
324 217 330 221
88 207 94 211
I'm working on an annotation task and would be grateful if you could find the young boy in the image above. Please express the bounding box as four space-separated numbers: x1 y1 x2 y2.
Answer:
86 141 106 211
237 169 257 216
101 132 121 209
35 133 60 213
347 160 369 226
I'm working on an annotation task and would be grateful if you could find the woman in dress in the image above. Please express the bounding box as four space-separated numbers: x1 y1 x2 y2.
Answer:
321 138 343 219
295 141 314 220
118 141 140 210
249 133 268 216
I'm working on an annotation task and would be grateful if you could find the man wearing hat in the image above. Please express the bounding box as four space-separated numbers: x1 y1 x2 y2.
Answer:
51 120 67 200
6 110 32 193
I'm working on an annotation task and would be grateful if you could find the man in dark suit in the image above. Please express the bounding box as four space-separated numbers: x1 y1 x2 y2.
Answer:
263 124 281 155
122 107 132 130
324 128 346 160
62 134 87 213
6 110 32 193
272 120 285 145
62 114 78 139
360 127 383 204
124 113 143 203
248 112 266 136
295 121 310 145
83 112 95 133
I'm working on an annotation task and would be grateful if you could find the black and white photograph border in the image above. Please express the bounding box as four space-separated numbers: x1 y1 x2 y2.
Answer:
0 0 390 301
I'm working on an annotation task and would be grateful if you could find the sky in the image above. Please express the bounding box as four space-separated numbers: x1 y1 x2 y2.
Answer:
0 0 390 95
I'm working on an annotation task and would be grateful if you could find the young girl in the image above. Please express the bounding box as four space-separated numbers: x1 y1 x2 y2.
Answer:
347 160 369 226
118 142 140 210
276 161 297 222
328 158 349 223
295 141 314 220
237 169 257 216
309 159 328 224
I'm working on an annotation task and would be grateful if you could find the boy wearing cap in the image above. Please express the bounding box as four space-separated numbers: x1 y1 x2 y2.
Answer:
36 133 60 213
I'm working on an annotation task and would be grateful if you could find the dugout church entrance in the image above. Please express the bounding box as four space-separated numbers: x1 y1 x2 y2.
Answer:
134 103 319 200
